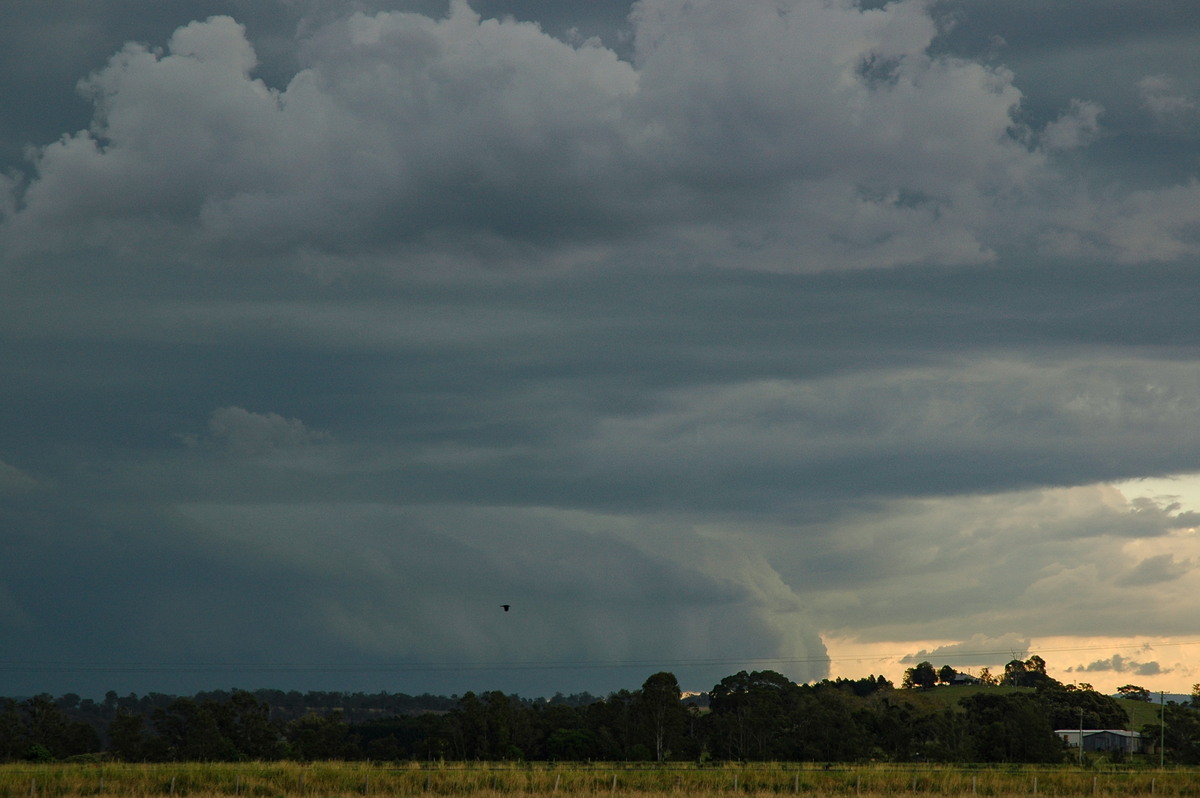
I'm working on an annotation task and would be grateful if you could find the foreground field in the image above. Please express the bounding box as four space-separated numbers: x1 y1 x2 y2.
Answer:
1 762 1197 798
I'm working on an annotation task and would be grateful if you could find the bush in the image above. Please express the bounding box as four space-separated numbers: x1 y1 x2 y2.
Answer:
24 744 54 763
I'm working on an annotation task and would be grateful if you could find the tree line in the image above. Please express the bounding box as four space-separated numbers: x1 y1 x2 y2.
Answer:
2 658 1196 764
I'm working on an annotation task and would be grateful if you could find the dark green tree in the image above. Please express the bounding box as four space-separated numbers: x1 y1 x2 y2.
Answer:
636 672 687 762
151 698 238 761
20 695 69 759
109 710 149 761
583 690 637 760
960 692 1064 763
0 699 22 762
451 692 487 759
483 691 520 760
902 661 937 689
868 697 919 760
791 688 871 761
1117 684 1152 702
219 690 284 760
1001 659 1028 686
545 727 597 760
1000 656 1057 689
1146 704 1200 764
708 670 802 760
352 713 450 761
449 691 527 760
285 712 354 760
1037 684 1128 730
925 707 972 761
19 694 98 760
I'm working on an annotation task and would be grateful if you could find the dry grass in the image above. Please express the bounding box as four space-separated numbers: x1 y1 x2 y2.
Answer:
0 762 1194 798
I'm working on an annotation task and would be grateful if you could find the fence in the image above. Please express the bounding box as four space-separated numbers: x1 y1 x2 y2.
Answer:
1 762 1197 797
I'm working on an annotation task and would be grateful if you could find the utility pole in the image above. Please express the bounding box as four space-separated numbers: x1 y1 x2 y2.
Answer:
1079 707 1084 766
1160 691 1165 769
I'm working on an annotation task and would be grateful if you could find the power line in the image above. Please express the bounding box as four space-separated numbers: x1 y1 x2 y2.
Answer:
0 639 1195 675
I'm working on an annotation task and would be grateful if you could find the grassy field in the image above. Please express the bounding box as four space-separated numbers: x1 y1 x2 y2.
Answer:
892 686 1034 712
1 762 1197 798
1120 702 1166 734
892 685 1165 735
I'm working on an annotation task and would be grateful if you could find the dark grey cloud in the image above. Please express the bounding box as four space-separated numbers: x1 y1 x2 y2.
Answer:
1115 554 1192 587
10 0 1177 271
1 0 1200 699
932 0 1200 187
900 634 1032 665
1068 654 1168 677
1171 511 1200 528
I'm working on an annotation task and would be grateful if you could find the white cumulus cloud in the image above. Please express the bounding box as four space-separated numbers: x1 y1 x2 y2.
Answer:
1040 99 1104 151
206 406 329 457
4 0 1188 273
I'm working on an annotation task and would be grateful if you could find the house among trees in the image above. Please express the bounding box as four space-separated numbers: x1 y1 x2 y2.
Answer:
1056 729 1146 754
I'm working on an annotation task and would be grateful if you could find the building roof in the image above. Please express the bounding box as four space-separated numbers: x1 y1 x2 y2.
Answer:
1055 729 1143 738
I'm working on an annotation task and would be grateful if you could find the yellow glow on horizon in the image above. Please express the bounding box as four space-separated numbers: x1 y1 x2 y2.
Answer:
1113 473 1200 516
815 474 1200 696
822 635 1200 695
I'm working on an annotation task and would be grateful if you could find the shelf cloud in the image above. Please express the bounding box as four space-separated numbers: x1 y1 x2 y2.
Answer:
1 0 1199 698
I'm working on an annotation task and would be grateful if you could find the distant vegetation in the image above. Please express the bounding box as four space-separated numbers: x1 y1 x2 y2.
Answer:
2 656 1197 764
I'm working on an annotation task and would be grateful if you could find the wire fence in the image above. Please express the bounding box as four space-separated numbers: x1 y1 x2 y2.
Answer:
1 762 1198 797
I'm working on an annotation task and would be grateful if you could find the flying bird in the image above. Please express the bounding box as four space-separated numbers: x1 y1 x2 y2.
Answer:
501 604 510 612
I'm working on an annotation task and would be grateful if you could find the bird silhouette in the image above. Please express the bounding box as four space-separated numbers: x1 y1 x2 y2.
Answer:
501 604 511 612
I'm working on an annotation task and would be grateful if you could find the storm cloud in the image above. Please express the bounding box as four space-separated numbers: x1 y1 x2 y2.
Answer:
1 0 1199 699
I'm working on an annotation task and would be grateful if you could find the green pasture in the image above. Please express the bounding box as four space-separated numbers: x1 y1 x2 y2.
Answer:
892 685 1167 736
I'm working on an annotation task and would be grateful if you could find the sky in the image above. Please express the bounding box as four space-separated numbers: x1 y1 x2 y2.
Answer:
2 0 1200 701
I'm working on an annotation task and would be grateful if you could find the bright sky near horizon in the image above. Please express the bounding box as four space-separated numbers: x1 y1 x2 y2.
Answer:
2 0 1200 701
824 473 1200 695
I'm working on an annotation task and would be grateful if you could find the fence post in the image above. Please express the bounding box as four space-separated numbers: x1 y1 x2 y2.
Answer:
1033 776 1038 795
1093 776 1097 795
972 775 976 795
794 773 800 793
733 775 738 792
612 773 617 793
555 775 562 792
170 776 176 796
29 778 34 798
